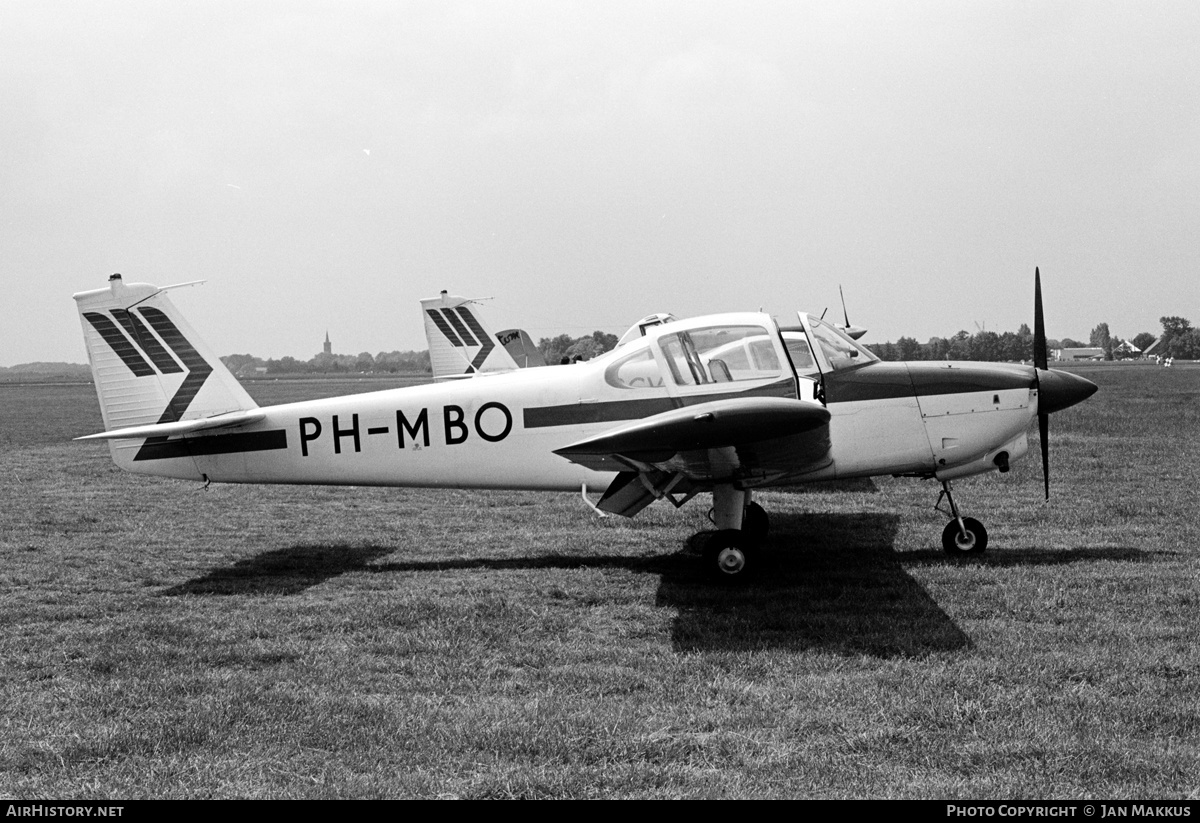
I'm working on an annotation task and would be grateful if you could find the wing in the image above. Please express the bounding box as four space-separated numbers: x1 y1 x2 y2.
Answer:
554 397 832 515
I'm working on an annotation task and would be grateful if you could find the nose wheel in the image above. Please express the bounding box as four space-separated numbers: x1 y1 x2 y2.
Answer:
936 481 989 556
941 516 987 555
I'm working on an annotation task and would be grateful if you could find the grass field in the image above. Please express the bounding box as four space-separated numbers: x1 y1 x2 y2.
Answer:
2 365 1198 798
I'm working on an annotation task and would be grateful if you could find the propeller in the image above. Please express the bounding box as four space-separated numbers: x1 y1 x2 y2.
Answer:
1033 267 1050 500
1031 268 1097 500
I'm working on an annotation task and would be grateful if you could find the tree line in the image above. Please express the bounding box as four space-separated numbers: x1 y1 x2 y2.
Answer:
868 316 1194 362
219 315 1194 375
221 350 432 375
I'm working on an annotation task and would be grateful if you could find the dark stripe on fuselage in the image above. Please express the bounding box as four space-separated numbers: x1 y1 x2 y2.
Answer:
823 362 1036 404
523 379 796 428
111 309 182 374
526 364 1037 430
83 312 155 377
132 429 288 462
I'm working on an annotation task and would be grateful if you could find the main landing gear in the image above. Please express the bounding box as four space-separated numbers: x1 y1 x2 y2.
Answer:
936 481 988 556
691 486 769 581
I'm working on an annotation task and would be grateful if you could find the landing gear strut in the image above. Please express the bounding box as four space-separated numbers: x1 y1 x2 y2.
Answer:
692 486 769 580
936 481 988 555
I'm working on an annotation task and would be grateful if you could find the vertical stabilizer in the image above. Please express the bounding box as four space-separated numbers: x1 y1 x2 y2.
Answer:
420 292 526 380
73 274 257 478
496 328 547 368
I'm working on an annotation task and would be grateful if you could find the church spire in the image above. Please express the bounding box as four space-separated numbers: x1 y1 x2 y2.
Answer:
323 330 331 355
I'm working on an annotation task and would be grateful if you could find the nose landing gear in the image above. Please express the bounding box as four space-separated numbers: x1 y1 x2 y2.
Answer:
936 481 989 555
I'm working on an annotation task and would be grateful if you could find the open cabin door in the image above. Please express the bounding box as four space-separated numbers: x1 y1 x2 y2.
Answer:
780 318 824 404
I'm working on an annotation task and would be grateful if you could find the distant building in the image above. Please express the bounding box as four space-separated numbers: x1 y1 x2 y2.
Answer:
323 331 332 355
1055 347 1105 361
1113 340 1141 357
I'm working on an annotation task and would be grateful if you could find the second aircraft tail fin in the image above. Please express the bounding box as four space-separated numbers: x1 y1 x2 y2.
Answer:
421 292 539 380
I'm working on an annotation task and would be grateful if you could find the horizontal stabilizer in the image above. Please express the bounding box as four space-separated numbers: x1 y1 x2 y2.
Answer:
76 409 266 441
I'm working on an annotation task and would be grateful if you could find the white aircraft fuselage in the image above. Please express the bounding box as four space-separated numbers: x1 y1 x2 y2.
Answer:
75 274 1096 575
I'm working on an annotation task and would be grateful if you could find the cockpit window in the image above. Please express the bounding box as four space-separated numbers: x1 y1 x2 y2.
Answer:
604 344 664 389
660 325 782 385
807 316 879 371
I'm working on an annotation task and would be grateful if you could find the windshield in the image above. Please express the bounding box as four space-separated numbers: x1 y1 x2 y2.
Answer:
806 316 879 371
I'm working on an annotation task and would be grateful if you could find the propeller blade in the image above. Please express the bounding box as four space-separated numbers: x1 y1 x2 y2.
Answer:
1039 412 1050 501
839 284 851 327
1034 267 1049 499
1033 267 1048 370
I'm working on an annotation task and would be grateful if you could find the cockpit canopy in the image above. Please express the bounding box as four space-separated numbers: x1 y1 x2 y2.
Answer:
602 311 877 393
616 313 677 347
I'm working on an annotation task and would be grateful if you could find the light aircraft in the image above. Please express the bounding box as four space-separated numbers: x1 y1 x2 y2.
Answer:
74 270 1096 578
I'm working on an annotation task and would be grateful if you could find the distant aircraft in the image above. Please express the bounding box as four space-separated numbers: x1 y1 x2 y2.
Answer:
421 291 544 381
74 270 1095 579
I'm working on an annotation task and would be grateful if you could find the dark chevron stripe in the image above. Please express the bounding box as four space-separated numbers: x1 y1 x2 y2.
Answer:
137 307 212 425
132 429 288 461
111 309 182 374
83 312 155 377
457 307 495 370
426 309 464 347
138 308 209 377
134 307 215 462
442 308 477 347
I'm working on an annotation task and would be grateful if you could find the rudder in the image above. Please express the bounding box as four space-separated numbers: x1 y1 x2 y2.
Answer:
74 274 257 478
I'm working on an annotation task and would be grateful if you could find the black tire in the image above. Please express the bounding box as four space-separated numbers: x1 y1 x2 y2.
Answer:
742 501 769 544
942 517 988 555
706 529 752 580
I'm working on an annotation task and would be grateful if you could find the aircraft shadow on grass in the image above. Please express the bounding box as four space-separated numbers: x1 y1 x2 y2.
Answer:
659 512 971 658
160 544 399 597
161 511 978 658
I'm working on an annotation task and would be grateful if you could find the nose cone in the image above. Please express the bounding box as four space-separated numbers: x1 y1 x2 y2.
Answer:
1037 369 1098 414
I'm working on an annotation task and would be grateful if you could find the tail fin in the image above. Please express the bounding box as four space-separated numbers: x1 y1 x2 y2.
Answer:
495 328 547 369
421 292 538 380
74 274 257 478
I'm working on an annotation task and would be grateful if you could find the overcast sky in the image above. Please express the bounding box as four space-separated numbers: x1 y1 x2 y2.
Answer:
3 0 1197 366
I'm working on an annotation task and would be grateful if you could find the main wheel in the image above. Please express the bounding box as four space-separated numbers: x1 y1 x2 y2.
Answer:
742 501 769 545
706 529 752 580
942 517 988 555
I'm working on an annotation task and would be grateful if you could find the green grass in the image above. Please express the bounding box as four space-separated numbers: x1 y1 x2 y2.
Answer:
1 363 1198 798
